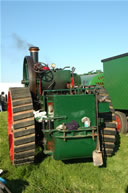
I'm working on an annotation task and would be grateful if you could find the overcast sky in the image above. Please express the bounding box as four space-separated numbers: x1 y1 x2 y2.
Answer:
1 0 128 83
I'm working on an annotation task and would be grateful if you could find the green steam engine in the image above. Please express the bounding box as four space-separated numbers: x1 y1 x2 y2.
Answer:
8 47 117 166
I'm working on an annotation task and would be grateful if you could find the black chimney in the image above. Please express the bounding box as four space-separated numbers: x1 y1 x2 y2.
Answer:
29 47 40 63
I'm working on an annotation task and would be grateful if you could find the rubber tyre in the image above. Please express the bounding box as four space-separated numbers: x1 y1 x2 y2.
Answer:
8 87 35 165
115 111 128 134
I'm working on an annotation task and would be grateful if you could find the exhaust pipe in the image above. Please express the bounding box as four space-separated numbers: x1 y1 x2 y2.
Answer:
29 47 40 63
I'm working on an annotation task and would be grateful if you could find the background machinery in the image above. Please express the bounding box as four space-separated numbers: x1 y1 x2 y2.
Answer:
80 71 104 87
80 53 128 134
8 47 117 166
101 53 128 133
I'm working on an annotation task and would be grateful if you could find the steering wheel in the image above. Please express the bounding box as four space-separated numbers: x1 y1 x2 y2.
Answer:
33 62 54 82
41 63 54 82
42 70 54 82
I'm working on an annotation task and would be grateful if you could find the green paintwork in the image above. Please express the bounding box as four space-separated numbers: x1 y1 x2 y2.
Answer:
98 102 109 113
23 62 29 86
41 90 110 160
80 73 104 87
53 136 97 160
53 94 97 127
51 94 97 159
102 55 128 110
42 70 71 90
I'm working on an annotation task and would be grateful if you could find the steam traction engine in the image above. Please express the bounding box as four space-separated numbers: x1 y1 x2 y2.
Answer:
8 47 117 166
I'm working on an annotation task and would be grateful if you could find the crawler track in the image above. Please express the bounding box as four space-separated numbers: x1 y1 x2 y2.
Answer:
97 87 117 157
8 87 35 165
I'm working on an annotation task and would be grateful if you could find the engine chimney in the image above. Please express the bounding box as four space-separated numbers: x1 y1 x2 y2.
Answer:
29 47 40 63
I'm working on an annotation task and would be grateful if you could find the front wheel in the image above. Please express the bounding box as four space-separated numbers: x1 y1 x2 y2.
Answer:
115 111 128 134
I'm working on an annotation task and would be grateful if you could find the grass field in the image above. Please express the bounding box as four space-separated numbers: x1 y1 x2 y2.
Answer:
0 111 128 193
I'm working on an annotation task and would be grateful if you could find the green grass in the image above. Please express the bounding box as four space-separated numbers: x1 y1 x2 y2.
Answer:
0 112 128 193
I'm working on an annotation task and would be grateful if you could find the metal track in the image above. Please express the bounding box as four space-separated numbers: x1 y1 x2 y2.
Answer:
8 87 35 165
97 87 117 157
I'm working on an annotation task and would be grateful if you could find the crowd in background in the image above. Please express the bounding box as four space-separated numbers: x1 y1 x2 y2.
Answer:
0 92 8 112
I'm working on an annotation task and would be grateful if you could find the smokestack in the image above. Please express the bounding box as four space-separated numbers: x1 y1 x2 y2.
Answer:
29 47 40 63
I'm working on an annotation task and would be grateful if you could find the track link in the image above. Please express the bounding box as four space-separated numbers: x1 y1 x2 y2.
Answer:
8 87 35 165
97 87 117 157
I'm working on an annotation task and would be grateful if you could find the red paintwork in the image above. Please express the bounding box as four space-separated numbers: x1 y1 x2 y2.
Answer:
8 91 14 162
115 115 121 132
71 77 74 87
41 66 50 71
